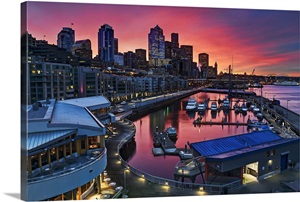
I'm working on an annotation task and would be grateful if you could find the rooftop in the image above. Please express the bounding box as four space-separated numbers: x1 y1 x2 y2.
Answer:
190 130 284 157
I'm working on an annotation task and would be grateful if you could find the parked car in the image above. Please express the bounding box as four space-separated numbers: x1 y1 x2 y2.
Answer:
120 101 127 105
131 104 136 109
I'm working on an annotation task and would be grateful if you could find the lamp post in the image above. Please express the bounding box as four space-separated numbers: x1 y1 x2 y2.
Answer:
287 100 290 119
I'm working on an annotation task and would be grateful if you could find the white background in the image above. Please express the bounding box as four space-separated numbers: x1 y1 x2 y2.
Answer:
0 0 299 201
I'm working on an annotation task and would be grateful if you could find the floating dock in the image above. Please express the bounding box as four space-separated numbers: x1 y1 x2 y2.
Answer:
153 130 177 154
194 121 248 126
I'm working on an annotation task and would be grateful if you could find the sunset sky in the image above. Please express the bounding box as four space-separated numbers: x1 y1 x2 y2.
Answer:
25 1 300 76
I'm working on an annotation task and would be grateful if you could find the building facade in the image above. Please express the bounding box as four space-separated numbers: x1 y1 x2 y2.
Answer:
135 49 147 68
25 96 115 201
71 39 92 66
57 27 75 52
98 24 114 66
148 25 165 66
28 60 74 104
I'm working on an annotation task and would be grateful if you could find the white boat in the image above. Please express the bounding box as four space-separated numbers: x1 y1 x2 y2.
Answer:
186 97 197 111
273 81 299 86
179 151 193 160
210 102 217 111
253 107 260 113
197 102 207 111
223 97 230 108
241 103 248 112
165 127 177 137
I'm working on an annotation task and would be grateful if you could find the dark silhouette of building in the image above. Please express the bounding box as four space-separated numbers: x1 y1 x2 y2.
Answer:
71 39 92 66
135 49 147 68
124 51 137 68
57 27 75 52
114 38 118 55
98 24 114 66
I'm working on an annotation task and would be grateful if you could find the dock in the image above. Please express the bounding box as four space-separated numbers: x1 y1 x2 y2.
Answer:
153 130 177 154
194 121 248 126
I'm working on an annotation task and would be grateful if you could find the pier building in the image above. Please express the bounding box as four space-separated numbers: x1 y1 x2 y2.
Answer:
190 130 299 184
23 96 115 201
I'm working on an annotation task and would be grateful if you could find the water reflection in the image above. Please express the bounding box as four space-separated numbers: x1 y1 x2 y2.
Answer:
125 92 257 182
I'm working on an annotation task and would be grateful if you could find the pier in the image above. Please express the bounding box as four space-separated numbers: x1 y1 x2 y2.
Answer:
153 127 177 155
194 121 248 126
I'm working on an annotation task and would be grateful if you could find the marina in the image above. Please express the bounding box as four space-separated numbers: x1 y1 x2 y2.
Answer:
121 85 299 184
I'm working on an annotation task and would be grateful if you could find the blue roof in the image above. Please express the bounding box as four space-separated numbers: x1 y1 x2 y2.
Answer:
190 130 282 157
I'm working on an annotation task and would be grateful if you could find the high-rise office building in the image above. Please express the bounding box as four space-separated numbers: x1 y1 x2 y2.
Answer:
57 27 75 52
180 45 193 62
114 38 118 55
148 25 165 60
71 39 92 66
165 41 172 59
171 33 179 49
135 49 147 68
198 53 209 67
98 24 114 66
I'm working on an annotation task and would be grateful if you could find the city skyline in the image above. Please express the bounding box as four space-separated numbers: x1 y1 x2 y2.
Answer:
26 2 299 77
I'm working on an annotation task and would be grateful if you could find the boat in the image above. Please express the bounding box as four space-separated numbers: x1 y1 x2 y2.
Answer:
186 97 198 111
253 107 260 113
179 151 193 160
210 102 217 111
222 96 230 108
197 102 207 111
247 118 268 127
165 127 177 137
273 81 299 86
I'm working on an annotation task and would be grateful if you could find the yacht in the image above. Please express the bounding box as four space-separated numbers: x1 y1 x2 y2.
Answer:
186 97 197 111
210 102 217 111
197 102 207 111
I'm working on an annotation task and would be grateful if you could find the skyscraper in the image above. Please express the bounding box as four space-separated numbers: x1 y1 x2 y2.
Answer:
135 49 147 68
148 25 165 60
114 38 118 55
171 33 179 49
198 53 209 67
98 24 114 66
57 27 75 52
180 45 193 62
71 39 92 66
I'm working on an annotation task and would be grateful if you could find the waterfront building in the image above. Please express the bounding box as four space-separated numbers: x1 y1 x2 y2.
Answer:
28 60 74 104
57 27 75 52
148 25 165 66
98 24 114 66
135 48 147 69
24 96 115 201
71 39 92 66
190 130 299 184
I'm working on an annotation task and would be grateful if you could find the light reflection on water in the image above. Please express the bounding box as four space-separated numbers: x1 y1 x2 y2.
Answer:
125 92 258 183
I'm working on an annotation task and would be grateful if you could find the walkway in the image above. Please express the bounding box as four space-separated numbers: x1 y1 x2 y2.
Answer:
86 119 300 199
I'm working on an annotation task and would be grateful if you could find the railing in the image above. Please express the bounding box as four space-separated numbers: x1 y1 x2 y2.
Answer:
28 148 107 183
116 119 241 194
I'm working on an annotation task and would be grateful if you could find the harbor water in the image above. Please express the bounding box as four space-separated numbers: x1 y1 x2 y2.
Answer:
120 85 300 183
